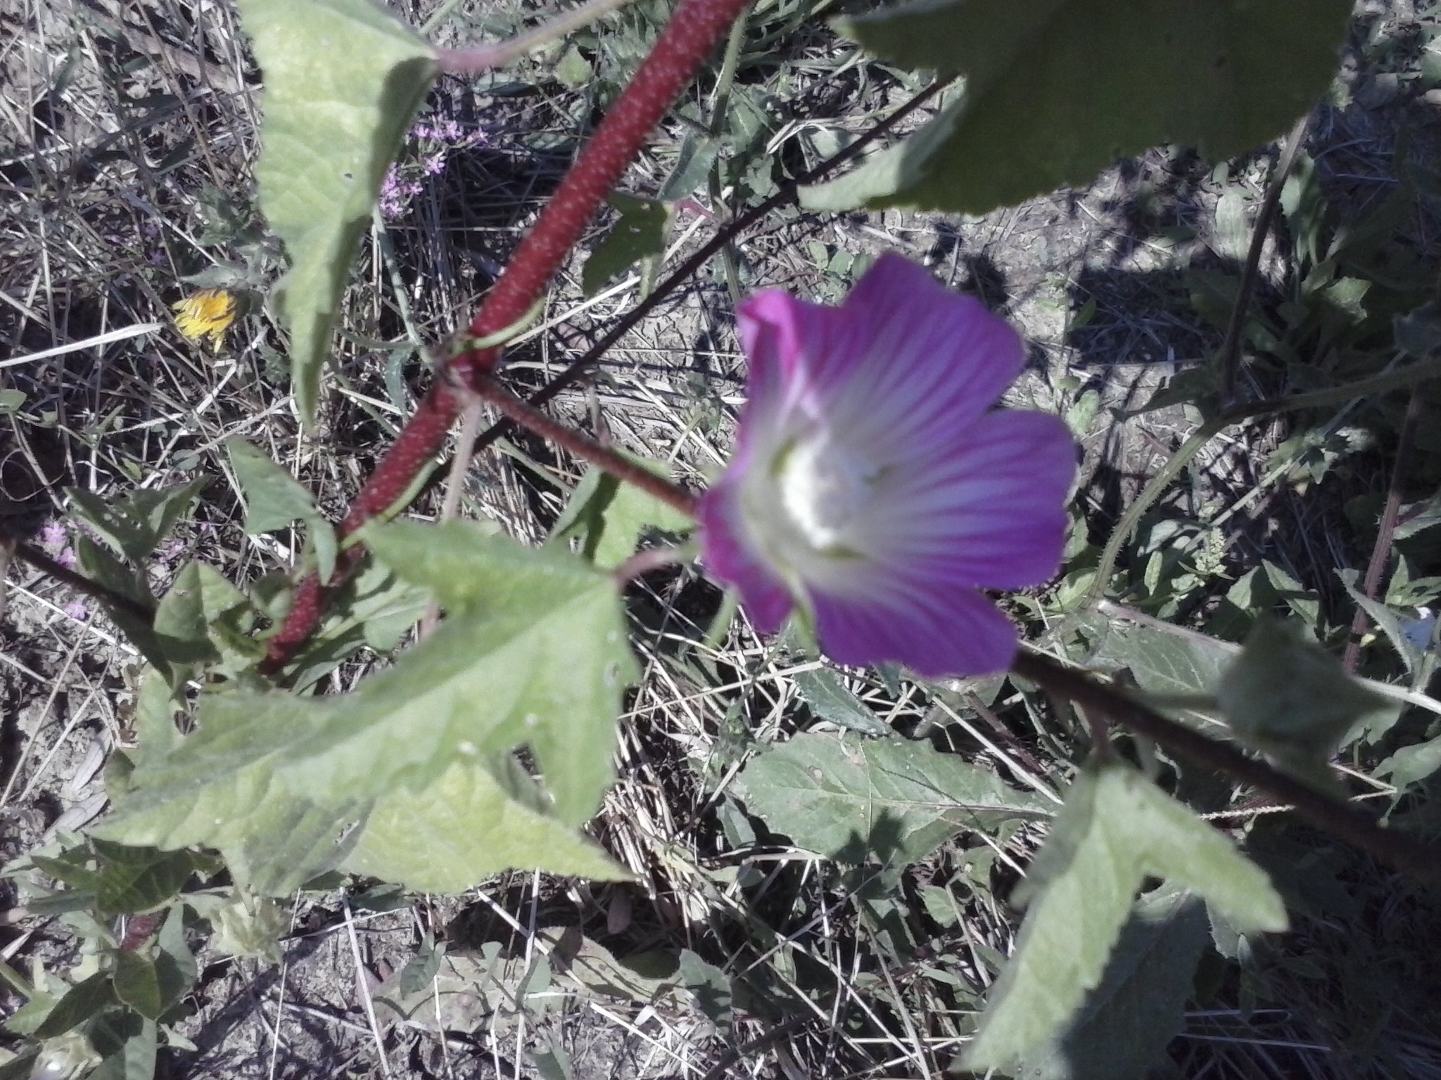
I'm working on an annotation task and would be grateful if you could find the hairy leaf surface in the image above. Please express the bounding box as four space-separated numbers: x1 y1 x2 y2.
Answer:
101 523 634 893
238 0 437 424
803 0 1351 213
733 732 1049 867
966 764 1286 1073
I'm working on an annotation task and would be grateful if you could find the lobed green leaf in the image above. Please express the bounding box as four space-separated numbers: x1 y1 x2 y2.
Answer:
733 732 1050 868
101 524 635 893
345 757 629 891
967 764 1285 1072
239 0 438 425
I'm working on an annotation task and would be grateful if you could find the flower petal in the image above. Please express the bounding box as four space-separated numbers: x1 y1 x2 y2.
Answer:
696 476 793 634
820 254 1026 454
811 581 1019 678
857 410 1076 590
736 255 1025 451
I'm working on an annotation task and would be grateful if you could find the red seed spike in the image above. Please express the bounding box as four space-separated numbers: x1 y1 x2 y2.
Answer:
262 0 749 673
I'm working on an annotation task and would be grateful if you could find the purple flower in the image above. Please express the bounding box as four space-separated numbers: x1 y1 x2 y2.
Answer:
62 600 91 621
698 255 1076 677
422 153 446 176
379 166 424 220
39 520 68 551
156 537 186 565
39 520 78 570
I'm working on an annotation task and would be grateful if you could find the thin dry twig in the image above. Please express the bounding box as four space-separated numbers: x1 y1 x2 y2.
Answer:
464 79 951 455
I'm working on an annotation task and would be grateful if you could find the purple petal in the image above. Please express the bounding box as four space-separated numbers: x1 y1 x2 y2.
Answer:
811 582 1019 678
858 410 1077 590
736 257 1024 449
697 477 793 634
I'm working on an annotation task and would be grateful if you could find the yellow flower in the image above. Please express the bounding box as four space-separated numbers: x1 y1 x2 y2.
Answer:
172 289 237 351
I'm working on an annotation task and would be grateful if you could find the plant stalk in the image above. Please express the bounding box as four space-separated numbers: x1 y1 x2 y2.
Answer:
470 375 699 518
261 0 750 673
1012 647 1441 884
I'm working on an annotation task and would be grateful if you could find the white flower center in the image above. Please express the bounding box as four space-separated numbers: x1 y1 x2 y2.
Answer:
777 434 876 551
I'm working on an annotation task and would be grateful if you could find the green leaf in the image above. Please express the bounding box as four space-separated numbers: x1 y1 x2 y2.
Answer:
581 194 670 297
1013 887 1210 1080
92 841 200 916
101 523 635 893
68 480 208 565
1337 568 1423 676
111 952 163 1020
201 894 289 962
733 732 1050 868
153 906 197 1012
803 0 1351 214
554 44 592 89
151 561 262 677
1396 491 1441 541
677 950 732 1032
226 438 318 533
397 936 445 997
282 557 432 691
1395 300 1441 359
33 974 117 1039
226 439 337 579
966 764 1286 1073
98 750 368 895
239 0 438 425
539 928 681 1005
344 756 629 891
792 668 891 736
1075 611 1234 698
594 478 692 566
0 1051 40 1079
551 461 694 568
658 134 720 202
88 1014 157 1080
1378 733 1441 790
1216 618 1391 765
3 990 60 1038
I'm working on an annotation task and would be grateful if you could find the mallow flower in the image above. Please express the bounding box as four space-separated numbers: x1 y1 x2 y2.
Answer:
698 254 1076 677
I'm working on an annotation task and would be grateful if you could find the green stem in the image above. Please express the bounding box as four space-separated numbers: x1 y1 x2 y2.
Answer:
1087 354 1441 608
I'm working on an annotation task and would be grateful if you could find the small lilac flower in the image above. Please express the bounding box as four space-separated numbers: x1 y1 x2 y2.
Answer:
39 520 78 570
698 254 1076 677
39 520 68 551
62 599 91 621
156 536 186 566
422 153 446 176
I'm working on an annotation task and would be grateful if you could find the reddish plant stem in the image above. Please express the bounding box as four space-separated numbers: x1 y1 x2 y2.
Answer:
1343 389 1421 672
1012 648 1441 884
261 0 749 673
474 80 948 438
470 375 699 518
